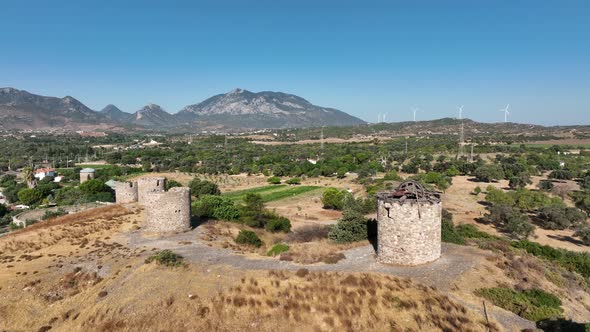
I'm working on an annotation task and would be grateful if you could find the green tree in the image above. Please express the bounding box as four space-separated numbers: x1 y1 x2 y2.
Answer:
21 167 36 188
79 179 109 195
240 193 265 227
189 178 220 198
321 188 348 210
537 205 586 230
508 175 532 190
473 164 505 182
17 188 44 206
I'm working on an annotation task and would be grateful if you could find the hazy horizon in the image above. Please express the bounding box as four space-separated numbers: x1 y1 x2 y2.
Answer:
1 0 589 126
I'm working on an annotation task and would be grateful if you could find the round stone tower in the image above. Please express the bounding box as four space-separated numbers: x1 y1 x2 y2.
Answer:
376 181 442 266
115 181 138 204
144 187 191 233
137 177 166 205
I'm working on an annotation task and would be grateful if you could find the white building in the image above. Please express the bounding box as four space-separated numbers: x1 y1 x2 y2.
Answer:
34 168 56 181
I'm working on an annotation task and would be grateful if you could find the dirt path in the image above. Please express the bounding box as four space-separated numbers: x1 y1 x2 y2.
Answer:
123 227 535 331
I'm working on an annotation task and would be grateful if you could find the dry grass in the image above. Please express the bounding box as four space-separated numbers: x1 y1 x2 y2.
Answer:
0 205 132 255
84 270 498 332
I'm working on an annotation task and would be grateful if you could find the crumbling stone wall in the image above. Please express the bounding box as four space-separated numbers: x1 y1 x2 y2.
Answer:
144 187 191 233
376 198 442 266
137 177 166 205
115 181 138 204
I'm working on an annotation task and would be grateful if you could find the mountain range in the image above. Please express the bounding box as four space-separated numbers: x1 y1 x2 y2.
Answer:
0 88 365 131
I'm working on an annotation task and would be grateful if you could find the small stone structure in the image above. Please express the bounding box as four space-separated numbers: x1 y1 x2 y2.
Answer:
137 177 166 205
115 181 138 204
79 168 96 183
143 187 191 233
114 176 191 233
376 181 442 266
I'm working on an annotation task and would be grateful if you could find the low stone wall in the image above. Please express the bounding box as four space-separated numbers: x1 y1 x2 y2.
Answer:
12 202 113 228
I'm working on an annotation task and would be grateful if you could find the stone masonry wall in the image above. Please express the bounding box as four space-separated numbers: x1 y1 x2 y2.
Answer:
377 199 442 266
137 177 166 205
144 187 191 233
79 172 95 183
115 181 138 204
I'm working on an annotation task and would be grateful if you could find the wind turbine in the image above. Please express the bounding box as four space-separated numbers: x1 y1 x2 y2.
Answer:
457 105 464 120
499 104 510 123
412 107 420 122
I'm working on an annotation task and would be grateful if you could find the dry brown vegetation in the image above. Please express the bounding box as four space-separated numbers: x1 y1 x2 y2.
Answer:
87 270 498 332
200 221 362 264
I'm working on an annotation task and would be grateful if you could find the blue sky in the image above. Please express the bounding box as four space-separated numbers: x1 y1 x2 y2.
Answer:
1 0 589 125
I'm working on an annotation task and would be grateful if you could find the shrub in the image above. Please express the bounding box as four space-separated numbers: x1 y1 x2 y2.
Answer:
486 204 535 240
473 186 482 195
473 164 505 182
485 186 515 206
286 178 301 185
455 224 496 240
189 178 220 198
235 230 263 247
412 171 452 191
41 208 67 220
537 205 586 230
383 170 401 181
328 211 368 243
264 215 291 233
145 250 185 267
192 195 240 221
575 227 590 246
165 179 183 190
267 243 289 256
474 287 563 321
321 188 348 210
441 209 466 245
548 170 573 180
267 176 281 185
442 218 466 245
511 240 590 279
538 180 554 191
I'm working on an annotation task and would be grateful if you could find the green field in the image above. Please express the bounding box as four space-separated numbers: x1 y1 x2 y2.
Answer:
223 185 322 203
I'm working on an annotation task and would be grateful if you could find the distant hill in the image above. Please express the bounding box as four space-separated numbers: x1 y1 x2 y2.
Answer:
0 87 365 131
0 88 113 130
176 88 366 129
99 104 131 122
127 104 179 128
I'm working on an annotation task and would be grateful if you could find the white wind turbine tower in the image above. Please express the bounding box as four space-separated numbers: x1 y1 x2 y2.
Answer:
412 107 420 122
457 105 464 119
499 104 510 123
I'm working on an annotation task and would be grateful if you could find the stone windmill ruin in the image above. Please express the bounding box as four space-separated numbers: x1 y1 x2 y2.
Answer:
376 181 442 266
